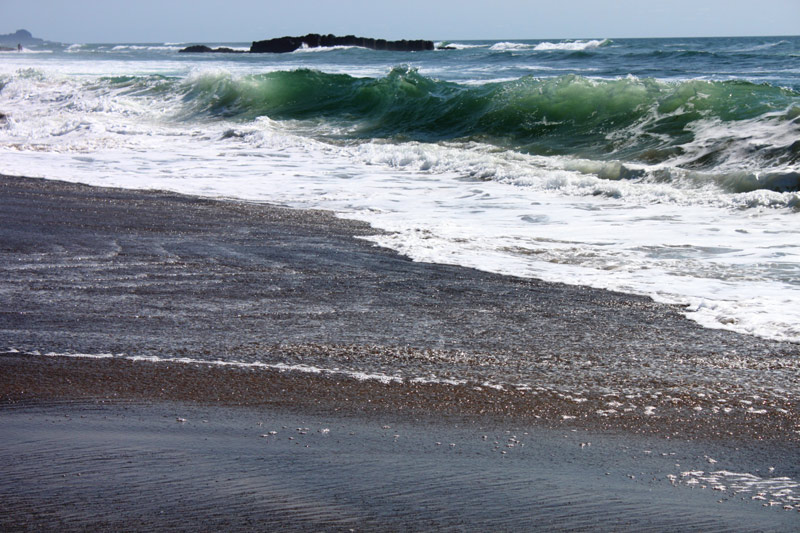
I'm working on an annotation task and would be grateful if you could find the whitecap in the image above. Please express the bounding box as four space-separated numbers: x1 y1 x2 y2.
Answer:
489 42 533 51
533 39 610 51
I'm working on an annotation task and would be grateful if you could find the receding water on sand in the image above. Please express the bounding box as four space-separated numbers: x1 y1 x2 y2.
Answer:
1 401 797 531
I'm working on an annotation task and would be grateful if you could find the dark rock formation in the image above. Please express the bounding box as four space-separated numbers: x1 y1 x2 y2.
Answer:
180 45 213 53
179 34 434 55
179 45 245 54
0 29 44 46
250 34 434 53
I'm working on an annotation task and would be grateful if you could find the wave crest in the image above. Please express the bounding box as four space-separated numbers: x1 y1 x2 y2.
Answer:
533 39 611 51
24 66 789 193
489 39 611 52
170 68 800 183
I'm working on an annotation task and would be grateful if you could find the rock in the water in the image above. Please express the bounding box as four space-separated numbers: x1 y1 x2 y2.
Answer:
249 34 434 53
180 34 433 54
180 45 213 53
179 45 244 53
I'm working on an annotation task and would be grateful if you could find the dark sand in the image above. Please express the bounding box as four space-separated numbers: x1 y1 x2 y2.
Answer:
1 174 798 530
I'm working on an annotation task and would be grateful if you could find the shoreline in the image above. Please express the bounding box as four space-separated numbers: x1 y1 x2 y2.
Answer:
2 351 798 444
1 174 798 529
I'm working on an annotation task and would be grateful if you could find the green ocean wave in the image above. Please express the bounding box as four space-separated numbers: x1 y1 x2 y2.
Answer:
101 68 800 192
176 68 793 142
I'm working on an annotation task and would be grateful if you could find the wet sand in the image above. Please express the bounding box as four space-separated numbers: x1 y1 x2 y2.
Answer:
2 351 797 442
3 399 798 532
1 174 798 530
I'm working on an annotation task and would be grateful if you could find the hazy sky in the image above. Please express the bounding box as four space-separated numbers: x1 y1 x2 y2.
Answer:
2 0 798 43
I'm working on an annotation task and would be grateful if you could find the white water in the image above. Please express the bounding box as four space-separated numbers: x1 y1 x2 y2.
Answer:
489 39 609 52
1 55 799 344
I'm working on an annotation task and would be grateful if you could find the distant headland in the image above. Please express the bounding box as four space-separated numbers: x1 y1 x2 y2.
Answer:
180 34 435 54
0 29 44 45
0 29 44 50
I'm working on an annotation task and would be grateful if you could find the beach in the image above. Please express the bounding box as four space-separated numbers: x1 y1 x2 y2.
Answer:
1 175 798 530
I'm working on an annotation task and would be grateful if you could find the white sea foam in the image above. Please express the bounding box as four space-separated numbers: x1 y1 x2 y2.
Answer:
435 42 488 50
679 469 800 509
293 44 360 53
489 42 532 51
30 351 477 387
533 39 610 51
486 39 610 52
110 44 184 52
668 113 800 175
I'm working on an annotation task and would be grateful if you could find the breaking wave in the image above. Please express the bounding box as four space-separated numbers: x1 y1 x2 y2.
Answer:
168 67 800 191
3 66 798 195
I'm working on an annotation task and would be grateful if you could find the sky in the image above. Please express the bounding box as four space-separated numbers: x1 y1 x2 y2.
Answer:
1 0 798 43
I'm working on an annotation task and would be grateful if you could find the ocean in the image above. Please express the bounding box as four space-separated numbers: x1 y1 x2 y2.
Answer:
0 35 798 343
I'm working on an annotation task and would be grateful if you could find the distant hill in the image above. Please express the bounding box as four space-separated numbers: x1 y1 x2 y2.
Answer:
0 29 45 46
